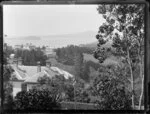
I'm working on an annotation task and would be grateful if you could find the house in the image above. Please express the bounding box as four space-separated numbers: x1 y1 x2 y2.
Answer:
9 55 74 97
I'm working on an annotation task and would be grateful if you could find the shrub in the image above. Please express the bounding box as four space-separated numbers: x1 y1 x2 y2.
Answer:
13 89 61 110
90 72 132 110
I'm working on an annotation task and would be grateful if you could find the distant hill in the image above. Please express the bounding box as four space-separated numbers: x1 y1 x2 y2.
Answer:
42 31 97 39
41 31 98 47
23 36 41 40
5 31 98 48
6 36 41 40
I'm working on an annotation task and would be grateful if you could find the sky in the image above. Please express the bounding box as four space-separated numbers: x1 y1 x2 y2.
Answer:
3 5 105 37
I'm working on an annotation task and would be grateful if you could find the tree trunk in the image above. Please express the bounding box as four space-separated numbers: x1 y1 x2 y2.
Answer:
127 49 135 109
129 63 135 109
138 74 144 109
138 54 144 110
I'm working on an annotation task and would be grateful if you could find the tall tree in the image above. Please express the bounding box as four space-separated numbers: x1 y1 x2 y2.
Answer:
94 4 145 109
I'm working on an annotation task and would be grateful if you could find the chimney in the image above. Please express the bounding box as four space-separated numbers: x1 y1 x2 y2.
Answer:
46 60 51 68
37 61 41 72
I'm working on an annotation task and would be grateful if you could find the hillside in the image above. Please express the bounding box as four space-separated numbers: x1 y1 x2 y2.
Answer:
80 40 113 49
47 58 75 76
79 42 97 49
83 53 99 63
83 53 121 66
102 56 121 66
42 31 97 39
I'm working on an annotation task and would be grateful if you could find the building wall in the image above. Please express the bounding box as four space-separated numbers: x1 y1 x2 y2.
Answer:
27 83 38 91
11 81 23 97
11 81 38 97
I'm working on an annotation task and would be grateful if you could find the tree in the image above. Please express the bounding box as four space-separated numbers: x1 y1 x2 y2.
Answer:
2 51 14 110
89 67 99 85
14 46 47 66
63 83 75 102
64 78 90 103
81 61 101 82
75 87 90 103
37 75 90 103
94 4 144 109
90 66 132 110
55 45 94 65
37 75 66 102
13 89 61 110
81 62 90 82
3 43 14 58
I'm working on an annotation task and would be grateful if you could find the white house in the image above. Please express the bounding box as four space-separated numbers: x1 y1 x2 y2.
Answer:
9 56 74 97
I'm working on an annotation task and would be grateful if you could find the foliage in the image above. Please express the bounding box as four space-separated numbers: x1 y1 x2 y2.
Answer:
95 4 144 63
3 94 14 110
37 75 66 102
74 52 83 79
37 75 90 103
64 79 90 103
54 45 101 83
14 47 47 66
75 87 90 103
55 45 94 65
89 67 100 85
94 4 145 109
81 62 90 82
4 43 47 66
63 83 75 102
81 61 101 82
3 43 14 58
90 66 132 110
13 89 61 110
2 50 14 109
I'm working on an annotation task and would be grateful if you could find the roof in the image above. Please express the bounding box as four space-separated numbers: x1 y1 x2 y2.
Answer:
44 67 59 76
18 66 46 77
11 65 74 83
11 65 28 80
50 67 73 79
24 67 60 83
24 71 52 83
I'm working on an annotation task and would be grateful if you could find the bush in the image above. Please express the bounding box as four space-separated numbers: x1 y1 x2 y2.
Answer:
91 72 132 110
13 89 61 110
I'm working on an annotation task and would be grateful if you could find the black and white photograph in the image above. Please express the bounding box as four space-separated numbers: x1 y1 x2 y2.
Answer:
2 2 146 111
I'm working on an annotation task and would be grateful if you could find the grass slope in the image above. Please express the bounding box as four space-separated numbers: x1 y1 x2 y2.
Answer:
83 53 99 63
